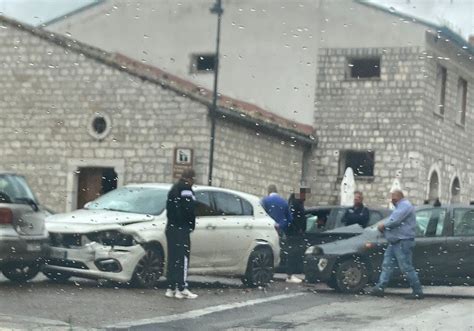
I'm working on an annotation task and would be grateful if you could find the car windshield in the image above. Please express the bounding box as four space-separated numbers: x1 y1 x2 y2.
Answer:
85 186 168 215
0 174 37 204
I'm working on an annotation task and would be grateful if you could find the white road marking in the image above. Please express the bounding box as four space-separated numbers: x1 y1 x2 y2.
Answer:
107 292 307 329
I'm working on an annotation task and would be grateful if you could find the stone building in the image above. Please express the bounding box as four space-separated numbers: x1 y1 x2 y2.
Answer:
0 16 314 212
306 3 474 206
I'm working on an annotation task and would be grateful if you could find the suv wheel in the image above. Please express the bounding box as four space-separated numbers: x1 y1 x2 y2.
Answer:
333 259 368 293
2 262 40 282
242 247 274 287
132 247 164 288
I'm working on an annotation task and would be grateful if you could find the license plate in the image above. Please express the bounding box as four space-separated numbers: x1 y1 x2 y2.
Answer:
50 249 67 259
26 243 41 252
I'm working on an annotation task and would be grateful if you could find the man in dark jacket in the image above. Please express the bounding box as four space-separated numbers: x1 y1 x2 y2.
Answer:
165 168 198 299
286 187 311 282
341 191 370 228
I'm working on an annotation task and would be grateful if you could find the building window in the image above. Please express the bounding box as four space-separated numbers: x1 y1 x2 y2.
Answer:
339 150 375 177
347 57 380 79
456 78 468 126
435 64 447 116
191 53 216 73
88 112 112 140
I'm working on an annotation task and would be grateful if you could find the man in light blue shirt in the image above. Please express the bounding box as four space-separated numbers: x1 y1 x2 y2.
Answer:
367 189 424 300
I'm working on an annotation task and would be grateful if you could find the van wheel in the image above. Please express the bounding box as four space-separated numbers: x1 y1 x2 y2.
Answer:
2 262 40 282
242 247 274 287
132 247 164 288
334 259 368 293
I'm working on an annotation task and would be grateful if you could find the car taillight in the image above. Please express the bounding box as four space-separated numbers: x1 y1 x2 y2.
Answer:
0 208 13 224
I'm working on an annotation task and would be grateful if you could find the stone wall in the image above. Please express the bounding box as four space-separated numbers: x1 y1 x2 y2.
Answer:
309 44 474 207
308 47 427 207
212 118 306 199
0 22 307 212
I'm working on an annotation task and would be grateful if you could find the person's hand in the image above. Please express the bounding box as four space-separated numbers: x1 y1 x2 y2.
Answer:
377 222 385 232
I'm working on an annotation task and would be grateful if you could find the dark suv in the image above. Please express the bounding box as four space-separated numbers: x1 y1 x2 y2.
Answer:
0 173 50 282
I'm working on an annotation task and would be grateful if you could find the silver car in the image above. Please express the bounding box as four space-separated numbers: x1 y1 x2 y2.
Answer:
0 173 50 282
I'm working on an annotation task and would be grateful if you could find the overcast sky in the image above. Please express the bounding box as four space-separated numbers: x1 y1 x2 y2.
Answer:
0 0 472 39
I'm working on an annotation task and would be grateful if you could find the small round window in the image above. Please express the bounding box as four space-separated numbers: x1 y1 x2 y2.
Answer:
88 113 111 140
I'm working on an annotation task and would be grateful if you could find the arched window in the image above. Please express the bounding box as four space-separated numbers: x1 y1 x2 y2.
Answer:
450 177 461 204
428 171 440 202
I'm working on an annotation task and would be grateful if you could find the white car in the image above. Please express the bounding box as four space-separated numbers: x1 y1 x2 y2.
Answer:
43 184 280 287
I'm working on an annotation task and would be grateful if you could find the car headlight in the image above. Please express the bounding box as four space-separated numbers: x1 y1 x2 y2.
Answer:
86 231 136 247
305 246 323 255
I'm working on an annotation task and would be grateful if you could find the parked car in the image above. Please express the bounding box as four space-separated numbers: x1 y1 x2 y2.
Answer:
0 172 50 282
43 184 280 287
277 206 390 273
304 205 474 293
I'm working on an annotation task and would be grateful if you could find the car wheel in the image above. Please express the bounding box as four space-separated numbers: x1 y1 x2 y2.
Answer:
2 262 40 282
242 247 274 287
132 247 164 288
333 259 368 294
43 269 71 282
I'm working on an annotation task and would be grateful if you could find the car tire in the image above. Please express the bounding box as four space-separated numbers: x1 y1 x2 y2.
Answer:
333 259 368 294
241 246 274 287
2 262 40 282
43 270 72 282
132 247 164 288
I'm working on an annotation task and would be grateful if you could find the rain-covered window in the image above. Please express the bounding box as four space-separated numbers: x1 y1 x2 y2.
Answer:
339 150 375 177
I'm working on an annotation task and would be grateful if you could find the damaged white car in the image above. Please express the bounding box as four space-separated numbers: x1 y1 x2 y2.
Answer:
43 184 280 287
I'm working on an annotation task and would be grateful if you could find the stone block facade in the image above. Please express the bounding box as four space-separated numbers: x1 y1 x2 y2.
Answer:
0 19 309 212
308 40 474 207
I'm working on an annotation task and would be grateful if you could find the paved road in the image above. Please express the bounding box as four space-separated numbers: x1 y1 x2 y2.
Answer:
0 274 472 330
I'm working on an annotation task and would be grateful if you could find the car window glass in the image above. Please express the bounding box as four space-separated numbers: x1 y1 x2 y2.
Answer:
331 208 348 228
242 199 253 216
87 186 168 215
453 208 474 236
214 192 243 216
195 191 217 217
305 212 329 233
415 208 446 237
368 211 382 225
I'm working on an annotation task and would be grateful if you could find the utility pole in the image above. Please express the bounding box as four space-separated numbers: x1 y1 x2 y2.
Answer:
208 0 223 186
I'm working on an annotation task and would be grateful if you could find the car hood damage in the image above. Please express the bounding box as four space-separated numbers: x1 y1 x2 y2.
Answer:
46 209 154 233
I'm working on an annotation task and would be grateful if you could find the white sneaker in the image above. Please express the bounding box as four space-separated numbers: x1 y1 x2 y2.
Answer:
165 289 175 298
175 290 185 299
286 275 303 284
180 288 198 299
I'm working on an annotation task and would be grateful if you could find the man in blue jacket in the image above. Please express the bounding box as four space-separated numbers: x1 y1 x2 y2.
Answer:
261 185 302 283
367 189 424 299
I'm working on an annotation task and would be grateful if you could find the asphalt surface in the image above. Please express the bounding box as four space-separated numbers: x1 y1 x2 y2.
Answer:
0 273 473 330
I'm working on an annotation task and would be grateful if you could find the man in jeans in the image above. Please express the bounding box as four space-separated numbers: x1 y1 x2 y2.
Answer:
367 189 424 300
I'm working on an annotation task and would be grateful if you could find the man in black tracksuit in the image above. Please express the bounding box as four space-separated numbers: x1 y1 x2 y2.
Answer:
165 169 198 299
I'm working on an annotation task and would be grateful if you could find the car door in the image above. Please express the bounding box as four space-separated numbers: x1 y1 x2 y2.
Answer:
209 191 255 268
444 207 474 283
190 190 218 268
411 207 448 283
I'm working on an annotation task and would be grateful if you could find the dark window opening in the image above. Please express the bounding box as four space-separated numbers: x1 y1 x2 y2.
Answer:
92 116 107 134
192 54 216 73
457 78 468 125
339 150 375 177
348 57 380 79
436 65 447 115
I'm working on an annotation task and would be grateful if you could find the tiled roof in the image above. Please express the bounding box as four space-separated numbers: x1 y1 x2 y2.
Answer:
0 15 316 145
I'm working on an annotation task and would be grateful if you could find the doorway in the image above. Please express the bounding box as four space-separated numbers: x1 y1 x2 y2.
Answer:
77 167 117 209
